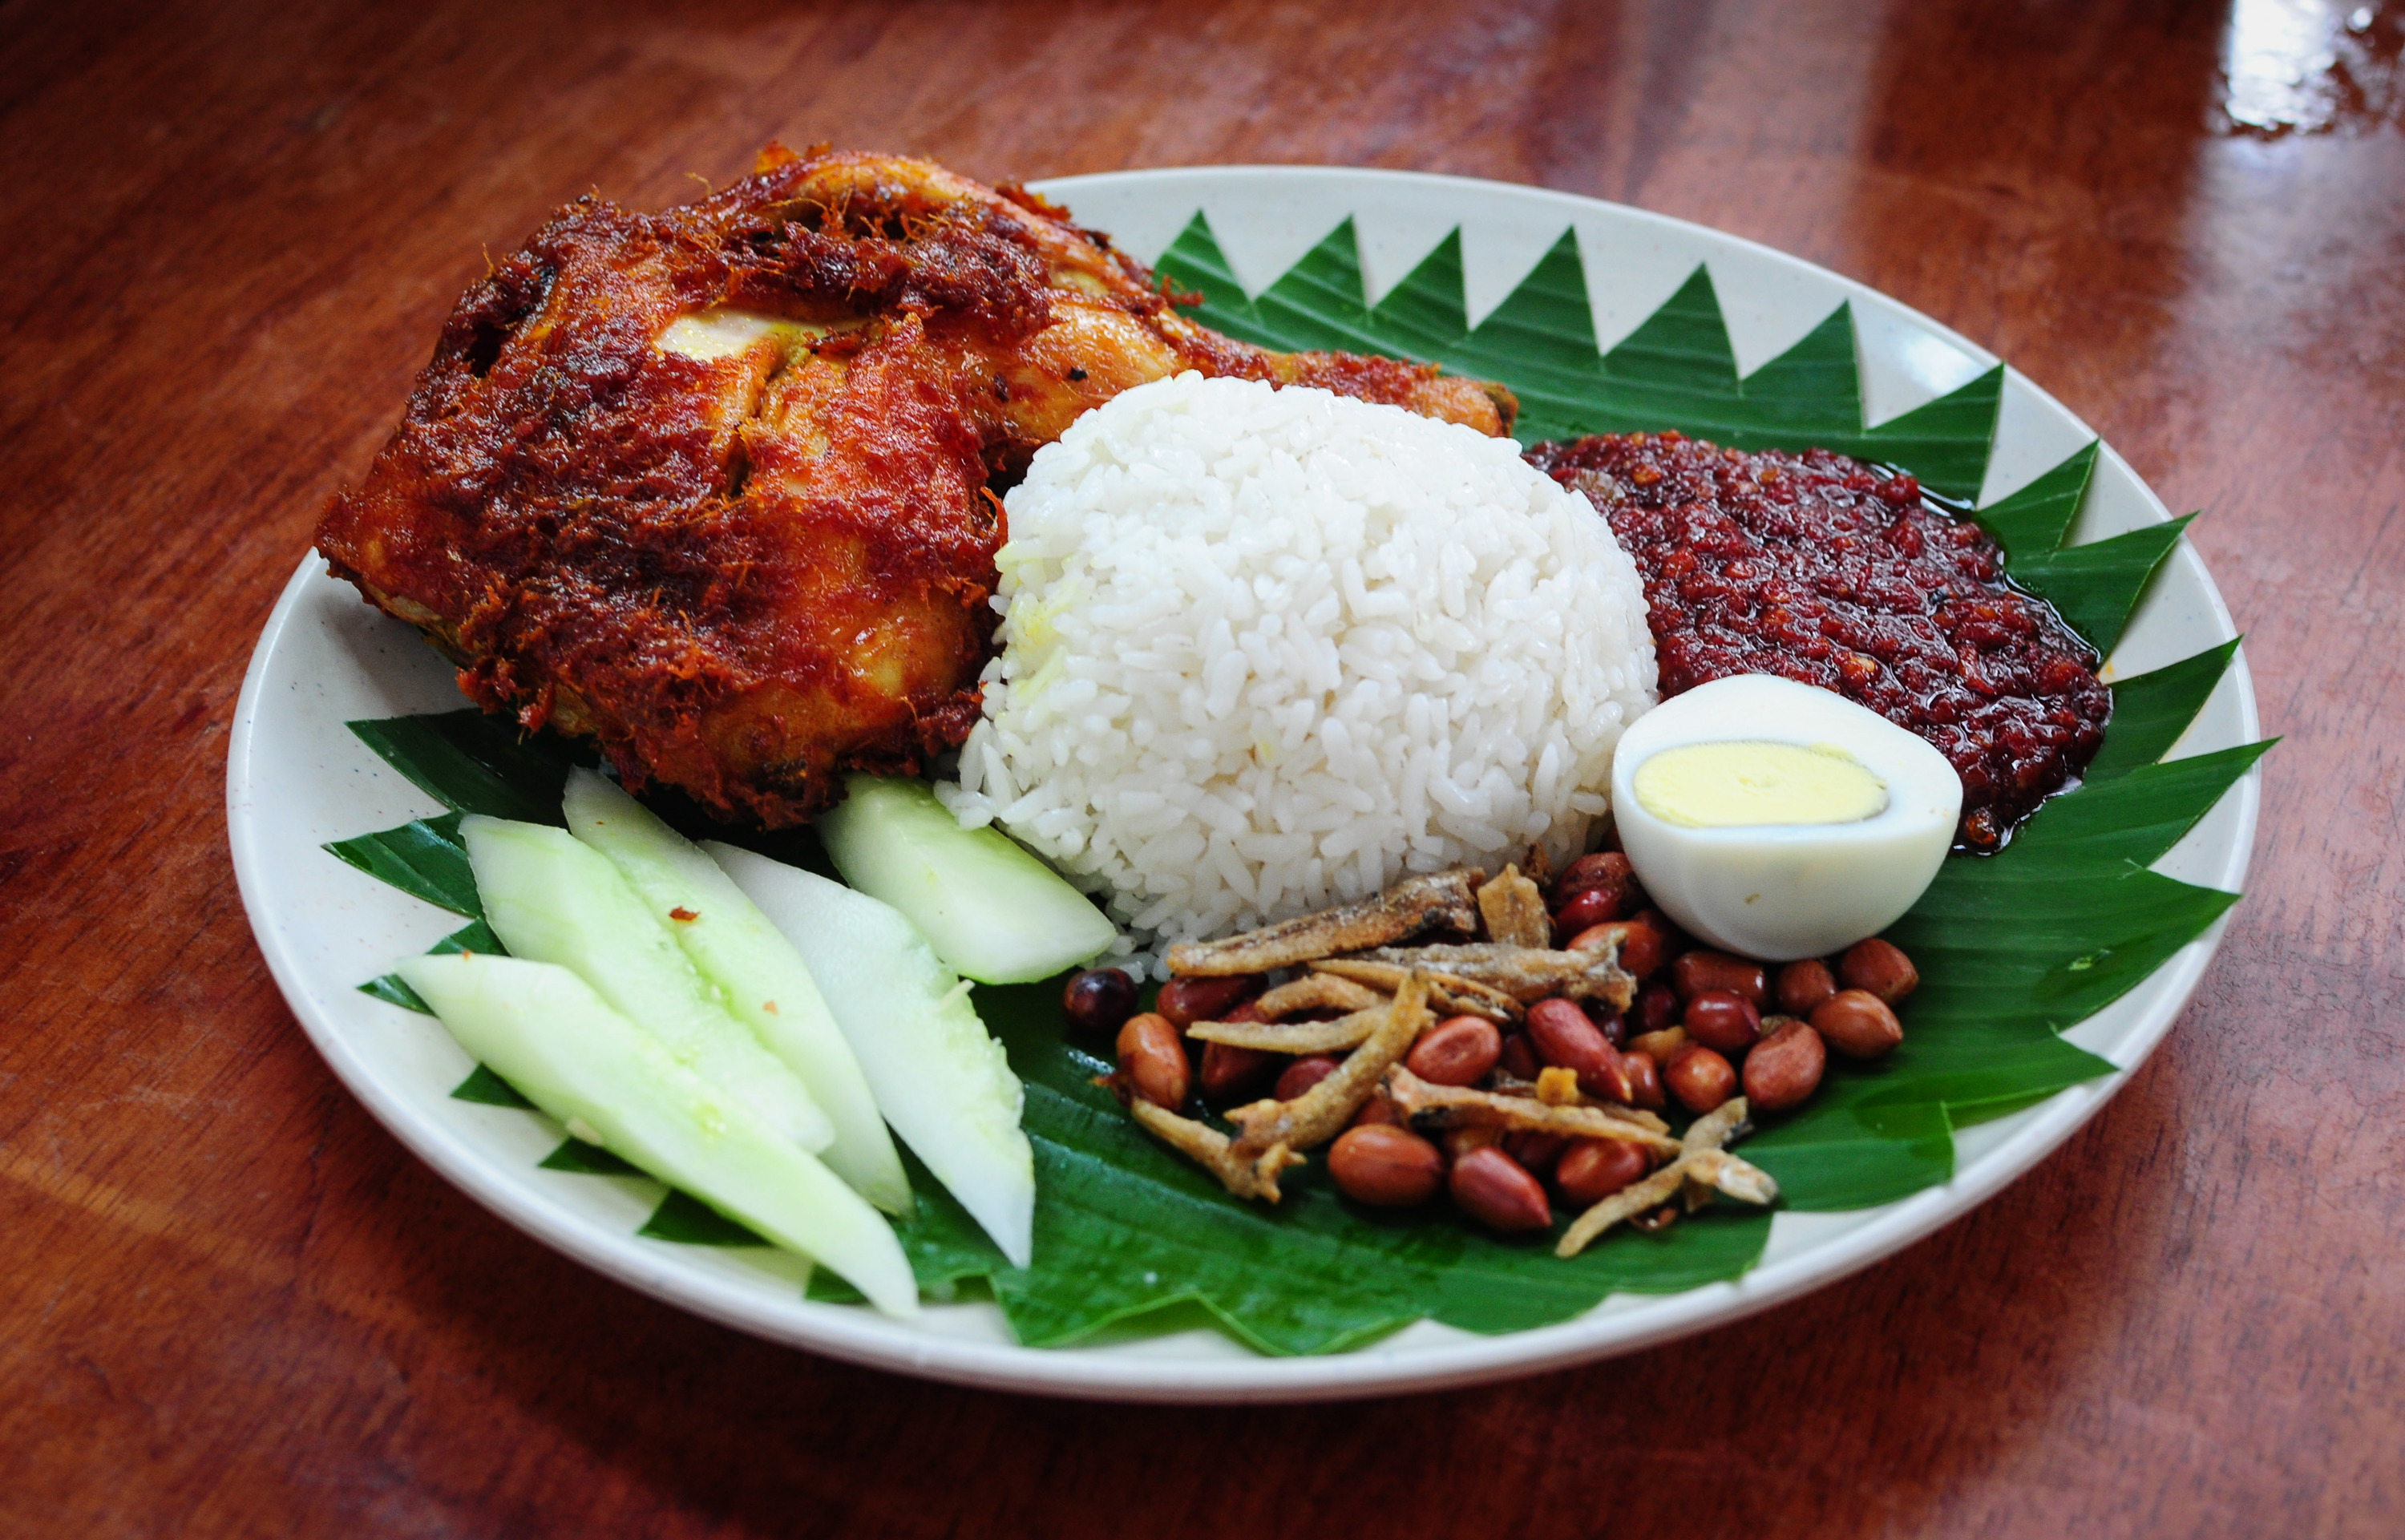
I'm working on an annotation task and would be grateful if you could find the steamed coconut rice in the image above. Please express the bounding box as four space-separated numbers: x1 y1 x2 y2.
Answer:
939 373 1658 968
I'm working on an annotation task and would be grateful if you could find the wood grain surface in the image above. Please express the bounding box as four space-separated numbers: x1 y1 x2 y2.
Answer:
3 0 2399 1534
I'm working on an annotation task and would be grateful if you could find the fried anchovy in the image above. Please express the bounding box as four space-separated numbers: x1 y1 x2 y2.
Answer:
1425 984 1521 1024
1683 1097 1756 1155
1380 1066 1682 1154
1129 1099 1293 1201
1489 1075 1672 1133
1519 843 1554 889
1166 870 1482 976
1252 973 1388 1020
1555 1096 1777 1257
1348 943 1635 1009
1683 1148 1778 1211
1476 864 1551 949
1227 972 1432 1159
1187 1008 1382 1054
1557 1164 1688 1251
1307 960 1524 1023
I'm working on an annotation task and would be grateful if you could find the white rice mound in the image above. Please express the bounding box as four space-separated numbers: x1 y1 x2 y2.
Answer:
939 373 1658 970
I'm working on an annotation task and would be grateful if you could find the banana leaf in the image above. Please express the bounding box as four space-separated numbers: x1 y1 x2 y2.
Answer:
322 208 2257 1352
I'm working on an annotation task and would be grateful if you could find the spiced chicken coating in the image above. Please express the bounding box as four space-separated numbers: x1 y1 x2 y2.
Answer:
317 146 1517 825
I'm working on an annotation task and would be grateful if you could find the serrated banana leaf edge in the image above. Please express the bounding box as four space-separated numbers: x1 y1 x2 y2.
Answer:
317 210 2263 1355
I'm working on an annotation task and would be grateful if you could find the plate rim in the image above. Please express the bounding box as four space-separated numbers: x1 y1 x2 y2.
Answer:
228 164 2261 1404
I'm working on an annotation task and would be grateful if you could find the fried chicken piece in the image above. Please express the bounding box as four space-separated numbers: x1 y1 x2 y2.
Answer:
317 146 1518 825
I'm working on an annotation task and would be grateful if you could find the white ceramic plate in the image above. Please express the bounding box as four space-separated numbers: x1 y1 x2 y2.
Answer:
228 167 2259 1403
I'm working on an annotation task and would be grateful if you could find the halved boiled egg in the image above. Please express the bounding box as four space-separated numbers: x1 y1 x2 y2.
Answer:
1610 674 1963 962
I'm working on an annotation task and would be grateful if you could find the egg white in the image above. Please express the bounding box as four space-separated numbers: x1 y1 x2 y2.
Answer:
1609 675 1963 962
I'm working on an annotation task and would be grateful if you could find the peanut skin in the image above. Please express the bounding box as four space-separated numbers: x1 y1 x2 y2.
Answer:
1683 990 1762 1054
1405 1015 1503 1087
1327 1125 1444 1207
1552 884 1623 937
1743 1019 1827 1111
1274 1054 1343 1101
1198 1040 1279 1102
1527 998 1619 1097
1621 1048 1667 1110
1449 1146 1554 1232
1665 1042 1736 1115
1839 938 1918 1005
1671 949 1768 1005
1812 988 1905 1059
1555 1138 1651 1206
1115 1013 1191 1109
1154 972 1264 1029
1061 967 1139 1036
1635 982 1680 1034
1573 920 1667 979
1776 958 1838 1017
1503 1130 1570 1174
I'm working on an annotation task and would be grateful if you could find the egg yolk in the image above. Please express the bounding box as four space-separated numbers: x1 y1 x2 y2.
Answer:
1632 740 1888 828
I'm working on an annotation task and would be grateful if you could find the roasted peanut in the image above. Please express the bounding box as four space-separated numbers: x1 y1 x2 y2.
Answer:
1526 998 1621 1098
1621 1048 1667 1110
1449 1146 1554 1232
1671 949 1769 1005
1776 958 1838 1017
1635 981 1680 1035
1628 1025 1688 1065
1328 1125 1444 1207
1554 851 1638 908
1061 968 1139 1036
1683 990 1762 1054
1348 1093 1399 1129
1665 1042 1737 1114
1405 1015 1504 1087
1497 1032 1542 1081
1840 938 1919 1004
1198 1040 1279 1101
1552 884 1623 938
1155 972 1265 1029
1812 988 1904 1059
1503 1130 1570 1174
1274 1054 1343 1101
1570 919 1667 978
1555 1137 1652 1206
1634 908 1683 953
1442 1126 1504 1160
1115 1013 1190 1109
1743 1019 1827 1111
1621 921 1668 978
1591 1049 1638 1105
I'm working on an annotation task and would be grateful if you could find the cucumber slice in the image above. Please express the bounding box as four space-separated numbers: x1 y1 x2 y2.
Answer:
708 842 1037 1268
817 774 1118 985
561 769 909 1214
459 816 835 1154
398 953 916 1316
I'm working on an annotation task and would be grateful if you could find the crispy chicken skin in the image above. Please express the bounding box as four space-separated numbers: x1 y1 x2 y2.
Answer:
317 146 1518 824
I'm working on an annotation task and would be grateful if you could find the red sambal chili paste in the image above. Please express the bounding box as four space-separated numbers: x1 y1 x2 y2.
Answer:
1527 431 2110 851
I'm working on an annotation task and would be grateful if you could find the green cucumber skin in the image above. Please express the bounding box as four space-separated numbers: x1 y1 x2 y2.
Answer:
560 770 910 1214
818 774 1118 985
459 816 836 1154
398 953 917 1316
709 842 1037 1269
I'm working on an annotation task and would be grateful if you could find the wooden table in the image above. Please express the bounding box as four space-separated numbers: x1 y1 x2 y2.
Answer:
6 0 2399 1532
